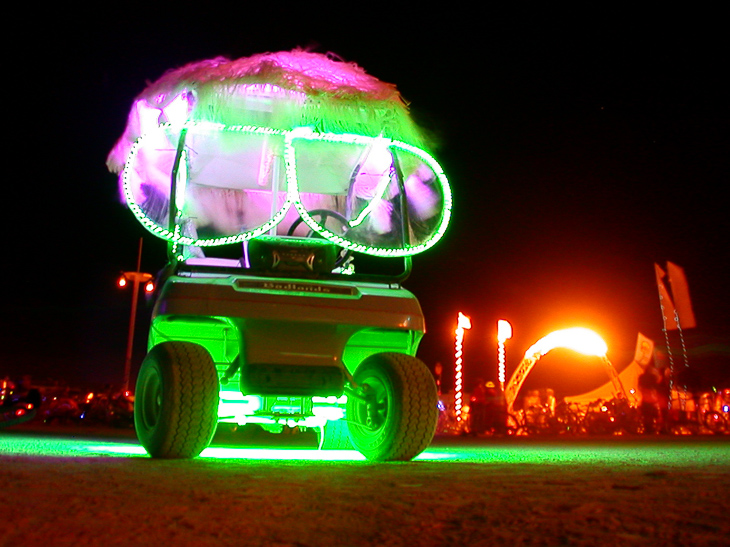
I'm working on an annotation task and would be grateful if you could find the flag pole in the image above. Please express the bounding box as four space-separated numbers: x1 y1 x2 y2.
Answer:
666 262 695 403
655 262 695 411
655 263 677 399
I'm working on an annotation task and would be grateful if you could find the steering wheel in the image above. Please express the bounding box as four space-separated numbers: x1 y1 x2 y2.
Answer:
287 209 352 269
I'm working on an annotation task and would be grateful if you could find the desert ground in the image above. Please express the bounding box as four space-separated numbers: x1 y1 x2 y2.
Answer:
1 424 729 547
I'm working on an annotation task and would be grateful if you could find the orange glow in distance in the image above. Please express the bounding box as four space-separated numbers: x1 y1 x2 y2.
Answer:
523 327 608 360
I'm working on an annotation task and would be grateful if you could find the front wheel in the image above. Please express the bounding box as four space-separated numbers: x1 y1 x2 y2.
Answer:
134 342 219 458
346 353 438 461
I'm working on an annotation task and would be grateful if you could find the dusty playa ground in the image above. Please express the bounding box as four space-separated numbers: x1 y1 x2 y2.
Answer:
1 425 729 547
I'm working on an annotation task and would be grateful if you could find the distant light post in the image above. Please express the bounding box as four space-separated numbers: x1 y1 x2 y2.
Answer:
118 238 154 391
497 319 513 392
453 312 472 422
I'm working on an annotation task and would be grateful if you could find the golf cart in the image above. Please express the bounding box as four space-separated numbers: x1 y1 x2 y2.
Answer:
108 51 452 461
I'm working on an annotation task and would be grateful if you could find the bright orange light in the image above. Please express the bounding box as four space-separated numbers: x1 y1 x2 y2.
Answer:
497 319 512 390
497 319 512 342
457 312 472 330
117 276 127 288
523 327 608 360
144 281 155 293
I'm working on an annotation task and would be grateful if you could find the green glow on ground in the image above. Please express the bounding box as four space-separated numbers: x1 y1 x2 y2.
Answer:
0 434 453 461
2 433 729 467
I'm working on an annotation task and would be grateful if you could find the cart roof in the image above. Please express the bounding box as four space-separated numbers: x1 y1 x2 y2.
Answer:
109 51 451 257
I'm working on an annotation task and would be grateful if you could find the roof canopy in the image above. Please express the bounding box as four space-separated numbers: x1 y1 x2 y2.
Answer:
109 51 450 257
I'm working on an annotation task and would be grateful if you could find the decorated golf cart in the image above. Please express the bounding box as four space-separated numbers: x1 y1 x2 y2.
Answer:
107 50 452 460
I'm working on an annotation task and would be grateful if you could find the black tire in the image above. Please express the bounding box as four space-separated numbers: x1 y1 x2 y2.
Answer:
134 342 219 459
346 353 438 461
320 418 353 450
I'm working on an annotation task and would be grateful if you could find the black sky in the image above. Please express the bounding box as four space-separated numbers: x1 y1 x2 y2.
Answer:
3 7 728 392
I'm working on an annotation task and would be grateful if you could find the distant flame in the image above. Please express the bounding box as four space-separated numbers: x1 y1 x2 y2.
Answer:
497 319 512 343
524 327 608 360
457 312 472 331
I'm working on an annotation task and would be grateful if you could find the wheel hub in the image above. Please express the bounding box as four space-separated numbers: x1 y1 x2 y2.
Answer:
361 384 387 430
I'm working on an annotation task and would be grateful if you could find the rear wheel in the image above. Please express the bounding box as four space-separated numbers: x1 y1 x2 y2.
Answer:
134 342 219 458
346 353 438 461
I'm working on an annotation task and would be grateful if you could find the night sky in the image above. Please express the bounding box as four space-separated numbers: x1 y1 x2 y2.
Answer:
4 7 728 395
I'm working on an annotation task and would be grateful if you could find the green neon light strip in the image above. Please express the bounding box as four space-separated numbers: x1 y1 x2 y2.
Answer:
175 149 188 212
124 122 451 256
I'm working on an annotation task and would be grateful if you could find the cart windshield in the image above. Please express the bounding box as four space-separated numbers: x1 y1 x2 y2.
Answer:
123 122 451 257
